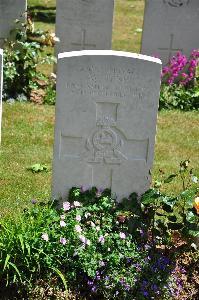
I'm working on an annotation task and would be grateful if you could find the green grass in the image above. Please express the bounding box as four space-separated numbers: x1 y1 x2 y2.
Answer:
0 1 198 217
0 103 198 217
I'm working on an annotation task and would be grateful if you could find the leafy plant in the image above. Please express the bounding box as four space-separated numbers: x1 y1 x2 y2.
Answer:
3 18 55 101
1 179 198 299
159 83 199 110
27 163 49 173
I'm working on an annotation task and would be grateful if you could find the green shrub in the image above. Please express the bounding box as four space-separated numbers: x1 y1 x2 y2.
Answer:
3 19 55 101
159 84 199 111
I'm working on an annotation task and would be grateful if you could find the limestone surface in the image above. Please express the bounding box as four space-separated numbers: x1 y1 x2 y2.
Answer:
52 50 162 202
141 0 199 65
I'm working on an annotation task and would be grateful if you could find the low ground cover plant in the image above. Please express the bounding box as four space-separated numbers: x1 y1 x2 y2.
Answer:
0 161 198 299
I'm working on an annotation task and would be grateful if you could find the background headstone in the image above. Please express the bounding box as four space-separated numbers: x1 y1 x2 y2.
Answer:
52 50 162 201
55 0 115 54
0 0 27 47
141 0 199 65
0 49 3 143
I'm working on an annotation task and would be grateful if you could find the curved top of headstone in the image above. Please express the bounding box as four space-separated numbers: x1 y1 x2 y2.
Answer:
58 50 162 65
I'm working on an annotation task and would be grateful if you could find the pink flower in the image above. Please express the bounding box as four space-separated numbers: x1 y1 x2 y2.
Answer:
76 215 81 222
79 235 91 245
119 232 126 239
41 233 49 242
75 225 82 233
60 237 67 245
60 220 66 227
63 201 70 211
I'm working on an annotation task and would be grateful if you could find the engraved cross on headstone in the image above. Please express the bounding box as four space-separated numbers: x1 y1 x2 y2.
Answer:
59 102 149 189
158 33 183 62
71 29 96 50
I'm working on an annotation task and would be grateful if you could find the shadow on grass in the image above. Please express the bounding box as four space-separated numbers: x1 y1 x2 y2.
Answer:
29 6 56 11
28 6 56 24
31 12 56 24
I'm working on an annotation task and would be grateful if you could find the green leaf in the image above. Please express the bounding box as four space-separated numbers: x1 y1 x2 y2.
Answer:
186 211 197 223
49 266 68 294
162 203 173 213
3 254 10 271
8 262 22 283
141 189 160 205
164 174 177 184
27 163 49 173
168 215 177 222
18 234 25 254
168 222 183 230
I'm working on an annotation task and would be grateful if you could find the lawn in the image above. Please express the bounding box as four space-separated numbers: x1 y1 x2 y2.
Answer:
0 103 198 217
0 0 198 217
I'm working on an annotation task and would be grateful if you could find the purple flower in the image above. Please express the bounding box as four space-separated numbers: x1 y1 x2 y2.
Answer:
91 285 97 292
60 237 67 245
76 215 81 222
79 235 91 245
98 235 105 244
99 260 105 267
63 201 70 211
31 199 37 204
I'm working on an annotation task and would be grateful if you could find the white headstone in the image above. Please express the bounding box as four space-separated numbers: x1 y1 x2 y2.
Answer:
52 50 162 201
141 0 199 65
55 0 114 53
0 0 27 47
0 49 3 143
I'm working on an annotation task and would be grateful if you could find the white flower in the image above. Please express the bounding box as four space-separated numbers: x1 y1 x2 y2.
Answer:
60 214 65 220
191 176 198 183
119 232 126 239
63 201 70 211
41 233 49 242
91 221 96 228
74 201 82 207
96 226 100 232
50 32 60 42
85 212 91 219
75 225 82 233
50 72 56 79
60 220 66 227
76 215 81 222
86 239 91 246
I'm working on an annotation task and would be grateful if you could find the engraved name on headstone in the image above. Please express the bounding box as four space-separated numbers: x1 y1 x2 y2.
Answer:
55 0 114 53
0 0 27 47
141 0 199 65
0 49 3 143
52 50 162 202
